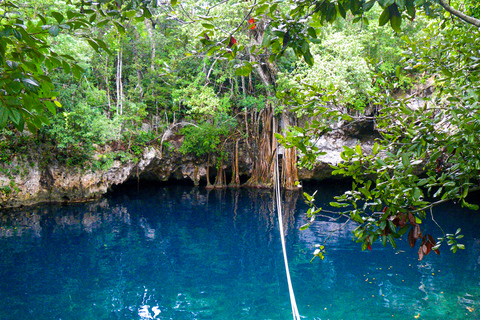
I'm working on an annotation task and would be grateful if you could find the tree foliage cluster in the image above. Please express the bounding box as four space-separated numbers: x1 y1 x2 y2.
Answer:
1 0 479 257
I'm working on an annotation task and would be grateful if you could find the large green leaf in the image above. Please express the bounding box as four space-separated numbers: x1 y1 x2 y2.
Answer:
51 12 64 23
379 8 391 26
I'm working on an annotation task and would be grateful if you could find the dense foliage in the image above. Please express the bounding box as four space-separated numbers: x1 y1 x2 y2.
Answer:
1 0 479 258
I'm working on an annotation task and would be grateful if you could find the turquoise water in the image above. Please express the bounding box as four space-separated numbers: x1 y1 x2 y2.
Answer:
0 183 479 320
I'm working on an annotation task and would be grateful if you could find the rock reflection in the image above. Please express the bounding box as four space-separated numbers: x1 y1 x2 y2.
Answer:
0 200 131 238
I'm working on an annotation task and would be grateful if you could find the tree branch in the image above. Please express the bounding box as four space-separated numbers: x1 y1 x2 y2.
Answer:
411 185 480 214
438 0 480 27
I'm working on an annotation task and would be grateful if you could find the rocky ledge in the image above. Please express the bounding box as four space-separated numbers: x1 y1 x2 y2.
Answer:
0 130 377 208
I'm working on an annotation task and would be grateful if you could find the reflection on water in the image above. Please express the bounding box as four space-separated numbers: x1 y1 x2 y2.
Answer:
0 184 479 320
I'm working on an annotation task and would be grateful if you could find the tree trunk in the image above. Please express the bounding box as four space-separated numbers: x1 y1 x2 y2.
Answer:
105 55 112 115
244 102 275 188
243 18 278 188
205 153 213 189
281 112 299 190
144 18 157 71
229 139 241 188
116 44 124 115
214 156 227 189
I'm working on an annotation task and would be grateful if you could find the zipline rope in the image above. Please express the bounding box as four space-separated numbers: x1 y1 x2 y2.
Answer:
273 118 301 320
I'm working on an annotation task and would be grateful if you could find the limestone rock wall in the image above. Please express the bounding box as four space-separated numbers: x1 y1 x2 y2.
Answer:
0 131 375 208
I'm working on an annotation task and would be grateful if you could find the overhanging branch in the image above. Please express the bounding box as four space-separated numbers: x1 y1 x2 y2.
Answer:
438 0 480 27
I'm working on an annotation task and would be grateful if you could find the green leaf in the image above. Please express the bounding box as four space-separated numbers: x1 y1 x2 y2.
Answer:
0 105 8 128
307 27 317 39
329 202 349 208
359 187 371 199
114 22 125 34
364 0 376 11
300 223 311 231
355 144 363 156
201 23 215 29
6 60 18 70
270 3 279 14
21 78 39 92
387 234 397 249
89 13 97 23
87 39 100 53
379 8 391 26
171 0 178 6
413 187 422 200
303 49 314 66
234 62 253 76
390 12 401 33
96 19 109 28
406 0 416 18
26 122 37 134
396 0 406 9
381 235 387 247
45 100 56 116
51 12 64 23
66 10 76 19
8 107 21 125
401 153 410 167
255 4 269 15
62 60 71 74
124 10 136 18
12 29 22 40
337 3 346 19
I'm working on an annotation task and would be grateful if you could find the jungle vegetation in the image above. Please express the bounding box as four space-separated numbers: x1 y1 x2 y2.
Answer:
0 0 479 258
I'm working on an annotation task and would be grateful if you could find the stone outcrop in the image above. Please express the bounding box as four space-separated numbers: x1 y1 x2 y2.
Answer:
0 147 156 208
0 128 376 208
298 130 378 181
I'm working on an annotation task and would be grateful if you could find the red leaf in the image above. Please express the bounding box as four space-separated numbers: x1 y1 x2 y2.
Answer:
399 214 407 227
250 24 256 30
425 243 432 255
413 224 422 240
408 212 417 226
248 18 255 24
227 36 237 48
424 234 435 255
418 245 424 261
390 215 400 227
408 228 416 248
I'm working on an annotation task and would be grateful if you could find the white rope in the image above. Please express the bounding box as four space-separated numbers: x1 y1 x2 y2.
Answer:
274 118 301 320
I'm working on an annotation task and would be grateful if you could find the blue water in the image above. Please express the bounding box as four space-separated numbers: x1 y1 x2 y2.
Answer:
0 183 479 320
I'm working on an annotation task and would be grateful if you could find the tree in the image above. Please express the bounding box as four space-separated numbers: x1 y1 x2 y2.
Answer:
0 0 154 132
269 1 480 259
186 0 479 257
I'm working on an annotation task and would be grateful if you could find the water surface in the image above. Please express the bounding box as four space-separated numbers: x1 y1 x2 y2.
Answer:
0 183 479 319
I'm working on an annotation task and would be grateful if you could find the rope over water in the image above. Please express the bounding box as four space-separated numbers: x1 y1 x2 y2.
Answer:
273 117 301 320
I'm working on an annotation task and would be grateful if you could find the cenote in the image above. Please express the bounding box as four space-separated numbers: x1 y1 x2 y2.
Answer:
1 182 479 320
